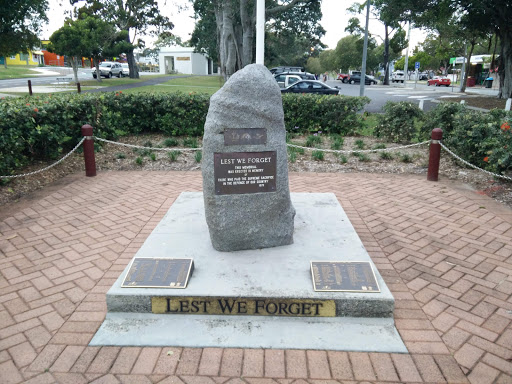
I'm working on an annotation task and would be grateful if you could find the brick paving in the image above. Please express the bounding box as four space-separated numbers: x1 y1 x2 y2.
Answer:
1 171 511 384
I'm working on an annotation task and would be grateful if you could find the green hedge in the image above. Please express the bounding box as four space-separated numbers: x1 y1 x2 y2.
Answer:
377 101 512 176
0 92 369 176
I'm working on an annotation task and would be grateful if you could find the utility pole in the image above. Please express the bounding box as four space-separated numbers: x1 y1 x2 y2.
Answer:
256 0 265 65
360 0 371 97
460 42 467 92
403 21 411 86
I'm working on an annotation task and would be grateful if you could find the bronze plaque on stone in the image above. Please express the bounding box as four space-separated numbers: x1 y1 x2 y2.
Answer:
152 297 336 317
311 261 380 292
214 151 277 195
122 258 194 288
224 128 267 146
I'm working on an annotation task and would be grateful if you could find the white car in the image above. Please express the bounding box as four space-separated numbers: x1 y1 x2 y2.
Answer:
93 62 123 78
391 71 405 83
121 63 130 77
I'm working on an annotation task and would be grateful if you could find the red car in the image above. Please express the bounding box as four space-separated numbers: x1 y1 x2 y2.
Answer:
427 77 451 87
337 73 350 83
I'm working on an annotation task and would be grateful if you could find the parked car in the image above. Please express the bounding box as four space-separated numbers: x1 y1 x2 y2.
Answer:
280 80 340 95
93 61 123 78
274 72 315 88
337 73 349 83
427 76 451 87
121 63 130 77
347 74 378 85
391 71 405 83
418 72 428 81
270 66 304 75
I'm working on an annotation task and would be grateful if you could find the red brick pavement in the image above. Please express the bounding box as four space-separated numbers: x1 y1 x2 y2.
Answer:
1 171 511 384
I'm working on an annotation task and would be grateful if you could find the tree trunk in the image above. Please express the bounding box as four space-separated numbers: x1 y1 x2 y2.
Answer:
94 58 102 83
71 56 79 84
498 31 512 99
216 1 239 80
383 24 390 85
240 0 255 67
127 50 139 79
460 41 475 93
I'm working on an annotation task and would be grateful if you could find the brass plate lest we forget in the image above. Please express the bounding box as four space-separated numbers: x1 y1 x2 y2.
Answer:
311 261 380 292
214 151 277 195
122 258 194 288
152 297 336 317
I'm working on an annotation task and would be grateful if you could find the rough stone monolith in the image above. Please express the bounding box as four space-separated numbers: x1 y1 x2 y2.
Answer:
202 64 295 252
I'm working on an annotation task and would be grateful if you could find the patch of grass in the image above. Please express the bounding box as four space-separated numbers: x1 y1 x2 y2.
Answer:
357 113 379 136
115 152 126 159
399 153 413 163
331 137 344 150
183 137 199 148
305 135 322 147
194 151 202 163
288 145 305 155
168 150 181 162
135 156 143 165
379 151 394 160
338 154 348 163
121 76 224 95
312 150 325 161
150 153 157 161
354 139 366 149
353 152 371 162
163 138 179 147
79 74 168 87
289 151 297 163
0 66 39 80
373 143 386 150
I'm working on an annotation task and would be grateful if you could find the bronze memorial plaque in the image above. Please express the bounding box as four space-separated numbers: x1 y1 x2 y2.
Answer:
224 128 267 146
214 151 277 195
122 258 194 288
152 297 336 317
310 261 380 292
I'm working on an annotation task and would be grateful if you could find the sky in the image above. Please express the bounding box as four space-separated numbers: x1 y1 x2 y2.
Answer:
41 0 426 51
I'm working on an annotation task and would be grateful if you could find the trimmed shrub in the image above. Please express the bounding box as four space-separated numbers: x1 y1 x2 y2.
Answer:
374 101 423 143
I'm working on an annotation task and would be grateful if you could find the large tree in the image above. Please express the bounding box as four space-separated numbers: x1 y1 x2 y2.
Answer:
49 15 129 83
72 0 174 78
346 1 408 85
0 0 48 68
190 0 324 79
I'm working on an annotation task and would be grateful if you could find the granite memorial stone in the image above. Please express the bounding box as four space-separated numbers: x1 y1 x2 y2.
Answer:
202 64 295 251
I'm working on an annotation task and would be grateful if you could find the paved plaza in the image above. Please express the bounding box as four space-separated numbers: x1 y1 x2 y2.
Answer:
0 171 511 383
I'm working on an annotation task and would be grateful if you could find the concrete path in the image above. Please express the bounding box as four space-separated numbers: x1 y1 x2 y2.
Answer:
0 171 511 383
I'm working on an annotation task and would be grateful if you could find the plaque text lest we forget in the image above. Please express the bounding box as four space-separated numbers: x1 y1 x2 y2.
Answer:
214 151 277 195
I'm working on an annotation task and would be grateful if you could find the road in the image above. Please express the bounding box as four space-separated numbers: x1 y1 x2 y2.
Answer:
325 79 461 113
0 67 466 112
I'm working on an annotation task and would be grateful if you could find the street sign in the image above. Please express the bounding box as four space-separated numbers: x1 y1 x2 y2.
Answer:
415 62 420 70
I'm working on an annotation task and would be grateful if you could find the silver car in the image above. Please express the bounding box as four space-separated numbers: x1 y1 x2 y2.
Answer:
93 62 123 78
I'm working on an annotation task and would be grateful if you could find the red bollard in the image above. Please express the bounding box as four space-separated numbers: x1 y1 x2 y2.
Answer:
427 128 443 181
81 124 96 177
28 80 33 96
77 82 81 94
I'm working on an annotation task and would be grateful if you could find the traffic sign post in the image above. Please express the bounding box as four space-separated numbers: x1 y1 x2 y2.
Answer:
414 62 420 89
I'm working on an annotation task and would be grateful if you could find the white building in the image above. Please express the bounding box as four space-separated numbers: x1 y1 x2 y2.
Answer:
159 46 214 75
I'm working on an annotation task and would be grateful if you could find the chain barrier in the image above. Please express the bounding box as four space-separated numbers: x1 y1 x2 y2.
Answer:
439 142 512 181
0 138 86 179
94 137 202 152
286 140 430 154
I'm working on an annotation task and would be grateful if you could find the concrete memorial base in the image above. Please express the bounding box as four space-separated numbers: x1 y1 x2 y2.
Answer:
91 192 407 353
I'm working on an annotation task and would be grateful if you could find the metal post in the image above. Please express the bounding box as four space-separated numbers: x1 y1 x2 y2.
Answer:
427 128 443 181
506 98 511 111
256 0 265 65
28 80 33 96
77 82 81 94
460 42 467 92
81 124 96 177
359 0 371 97
403 21 411 87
